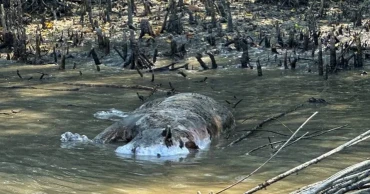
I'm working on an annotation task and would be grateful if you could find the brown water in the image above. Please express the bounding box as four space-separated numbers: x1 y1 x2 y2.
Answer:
1 59 370 194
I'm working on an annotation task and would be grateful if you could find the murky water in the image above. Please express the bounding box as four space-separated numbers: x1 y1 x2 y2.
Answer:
1 59 370 194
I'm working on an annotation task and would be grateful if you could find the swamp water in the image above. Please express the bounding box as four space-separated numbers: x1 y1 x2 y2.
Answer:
1 60 370 194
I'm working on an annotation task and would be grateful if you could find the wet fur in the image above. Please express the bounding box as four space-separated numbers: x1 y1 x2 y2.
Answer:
93 93 235 152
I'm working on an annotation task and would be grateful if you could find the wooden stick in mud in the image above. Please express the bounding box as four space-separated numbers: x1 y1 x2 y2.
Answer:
206 52 217 69
355 34 363 68
153 48 158 63
216 112 318 194
329 31 336 72
284 50 288 69
90 48 101 65
16 70 22 79
232 99 243 108
113 46 126 61
290 58 298 70
227 103 304 146
256 58 262 76
136 67 143 77
53 47 57 63
245 129 370 194
240 40 250 68
195 53 209 70
60 53 66 70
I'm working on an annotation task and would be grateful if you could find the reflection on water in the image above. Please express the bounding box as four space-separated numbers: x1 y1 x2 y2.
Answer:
1 60 370 193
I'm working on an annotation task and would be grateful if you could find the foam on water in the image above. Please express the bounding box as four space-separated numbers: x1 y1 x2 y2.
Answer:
115 137 211 156
60 132 91 142
93 108 128 121
116 141 189 156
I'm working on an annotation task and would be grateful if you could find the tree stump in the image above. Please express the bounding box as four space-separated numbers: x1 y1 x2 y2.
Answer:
139 19 155 39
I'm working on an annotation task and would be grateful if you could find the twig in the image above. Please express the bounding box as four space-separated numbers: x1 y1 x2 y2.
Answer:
245 128 370 194
215 112 318 194
274 118 293 133
233 99 243 108
228 103 304 147
246 125 347 155
241 116 256 123
240 129 289 136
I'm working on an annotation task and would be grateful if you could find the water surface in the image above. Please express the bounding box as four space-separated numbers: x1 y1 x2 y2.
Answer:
1 60 369 194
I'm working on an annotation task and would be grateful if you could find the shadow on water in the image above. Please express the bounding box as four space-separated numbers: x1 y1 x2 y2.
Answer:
1 60 370 193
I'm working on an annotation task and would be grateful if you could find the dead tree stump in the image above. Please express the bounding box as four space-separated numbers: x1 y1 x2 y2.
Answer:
329 32 336 72
355 34 363 68
257 58 262 76
240 42 250 68
139 19 155 39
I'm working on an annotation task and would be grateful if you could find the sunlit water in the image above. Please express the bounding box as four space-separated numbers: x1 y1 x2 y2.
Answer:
1 58 370 194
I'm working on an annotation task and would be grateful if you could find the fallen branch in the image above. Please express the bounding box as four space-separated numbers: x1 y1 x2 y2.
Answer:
292 160 370 194
62 82 168 93
239 130 289 137
245 129 370 194
227 103 304 147
246 124 348 155
216 112 318 194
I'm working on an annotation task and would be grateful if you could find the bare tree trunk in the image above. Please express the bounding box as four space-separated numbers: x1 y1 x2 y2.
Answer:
166 0 183 34
128 0 133 25
10 0 27 62
319 0 324 17
210 0 216 28
1 4 7 32
226 1 233 32
106 0 112 22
